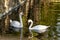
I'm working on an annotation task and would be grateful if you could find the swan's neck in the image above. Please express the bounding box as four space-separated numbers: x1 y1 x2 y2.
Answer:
19 13 23 27
29 21 33 29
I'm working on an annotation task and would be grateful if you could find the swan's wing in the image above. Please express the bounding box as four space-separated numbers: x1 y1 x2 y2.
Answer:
10 21 21 28
32 25 49 30
33 29 47 33
32 25 49 33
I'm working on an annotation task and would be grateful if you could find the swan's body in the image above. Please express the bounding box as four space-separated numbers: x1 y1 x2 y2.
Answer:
10 12 23 31
28 19 50 37
10 20 22 32
10 20 21 28
29 25 49 33
10 12 23 40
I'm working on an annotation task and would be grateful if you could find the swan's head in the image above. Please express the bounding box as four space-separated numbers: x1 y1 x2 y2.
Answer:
28 19 33 25
28 19 33 23
20 12 24 16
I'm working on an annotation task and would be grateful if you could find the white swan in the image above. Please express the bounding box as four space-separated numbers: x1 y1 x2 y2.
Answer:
10 12 23 31
28 19 50 37
10 20 21 28
10 20 21 32
10 12 23 40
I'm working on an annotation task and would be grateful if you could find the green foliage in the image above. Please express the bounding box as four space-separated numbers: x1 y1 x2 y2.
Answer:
39 2 57 26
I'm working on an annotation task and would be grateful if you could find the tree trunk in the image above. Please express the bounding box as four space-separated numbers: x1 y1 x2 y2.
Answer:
4 0 10 33
33 0 39 25
22 0 30 36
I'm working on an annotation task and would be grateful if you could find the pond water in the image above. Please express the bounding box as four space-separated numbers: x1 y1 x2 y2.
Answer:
0 26 59 40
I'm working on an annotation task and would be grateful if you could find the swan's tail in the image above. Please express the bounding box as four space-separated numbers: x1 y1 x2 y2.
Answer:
48 26 50 27
10 19 12 23
47 26 50 28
